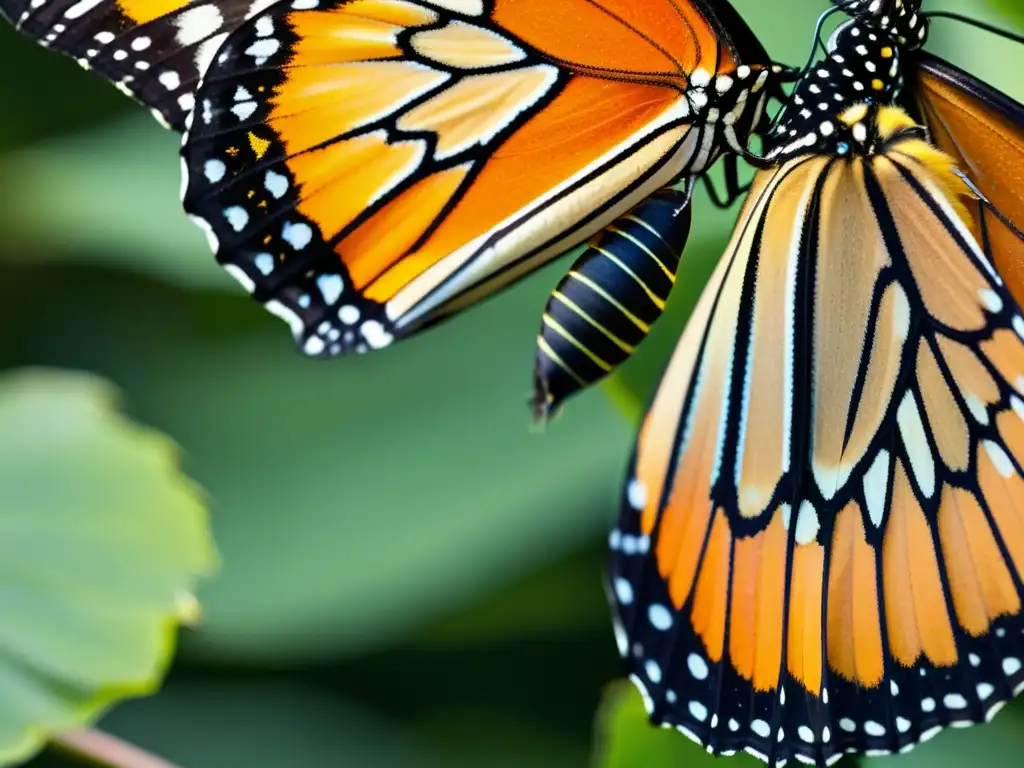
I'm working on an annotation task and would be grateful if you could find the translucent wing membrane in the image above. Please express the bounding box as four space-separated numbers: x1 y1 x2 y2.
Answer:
913 53 1024 308
609 106 1024 766
532 187 692 420
0 0 267 131
179 0 771 358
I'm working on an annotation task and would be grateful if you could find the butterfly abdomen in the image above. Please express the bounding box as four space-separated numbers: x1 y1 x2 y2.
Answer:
532 188 691 420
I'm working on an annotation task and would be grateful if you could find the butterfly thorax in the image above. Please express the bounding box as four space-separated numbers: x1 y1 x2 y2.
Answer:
683 63 774 173
766 21 904 160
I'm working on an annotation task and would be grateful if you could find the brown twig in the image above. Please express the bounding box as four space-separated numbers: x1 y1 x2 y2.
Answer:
52 729 184 768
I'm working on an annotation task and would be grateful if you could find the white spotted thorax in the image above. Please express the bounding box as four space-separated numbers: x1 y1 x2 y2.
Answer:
765 20 904 161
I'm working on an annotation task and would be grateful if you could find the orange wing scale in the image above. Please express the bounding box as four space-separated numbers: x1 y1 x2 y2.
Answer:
883 461 959 668
492 0 732 78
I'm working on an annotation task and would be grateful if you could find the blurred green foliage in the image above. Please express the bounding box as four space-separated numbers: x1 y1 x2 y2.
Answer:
0 370 212 764
1 0 1024 766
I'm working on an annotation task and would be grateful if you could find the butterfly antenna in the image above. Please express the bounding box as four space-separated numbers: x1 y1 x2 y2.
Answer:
766 6 843 134
923 11 1024 47
954 169 1024 243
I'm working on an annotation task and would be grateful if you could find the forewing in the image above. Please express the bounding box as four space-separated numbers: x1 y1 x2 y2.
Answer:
179 0 763 357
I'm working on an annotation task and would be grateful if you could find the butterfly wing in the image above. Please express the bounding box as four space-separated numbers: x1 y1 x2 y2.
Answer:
913 52 1024 309
179 0 772 357
609 111 1024 765
0 0 269 130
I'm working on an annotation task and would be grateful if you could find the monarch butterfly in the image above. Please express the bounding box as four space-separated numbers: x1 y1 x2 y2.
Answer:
608 12 1024 767
830 0 1024 304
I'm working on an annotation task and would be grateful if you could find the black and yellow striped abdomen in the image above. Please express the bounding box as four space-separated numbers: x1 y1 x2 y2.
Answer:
532 187 692 420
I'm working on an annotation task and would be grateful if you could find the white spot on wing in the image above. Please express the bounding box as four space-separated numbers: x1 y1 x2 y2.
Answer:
898 392 935 497
984 440 1015 478
794 500 819 545
864 449 890 527
361 320 393 349
175 5 225 47
317 274 344 305
980 289 1003 313
264 170 289 199
282 221 313 250
648 604 673 631
627 479 647 510
944 693 968 709
687 653 709 680
223 206 249 231
204 159 226 183
159 71 181 90
751 719 771 738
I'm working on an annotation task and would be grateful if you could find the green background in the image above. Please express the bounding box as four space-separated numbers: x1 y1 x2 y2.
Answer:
1 0 1023 765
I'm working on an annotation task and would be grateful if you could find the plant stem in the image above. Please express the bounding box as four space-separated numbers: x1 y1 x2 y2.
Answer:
52 729 183 768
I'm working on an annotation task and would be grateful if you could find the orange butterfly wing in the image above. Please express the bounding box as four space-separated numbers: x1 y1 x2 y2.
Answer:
609 107 1024 765
180 0 770 357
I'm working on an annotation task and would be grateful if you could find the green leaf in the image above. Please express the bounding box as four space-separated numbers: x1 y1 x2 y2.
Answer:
0 368 214 766
0 115 233 291
594 681 761 768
